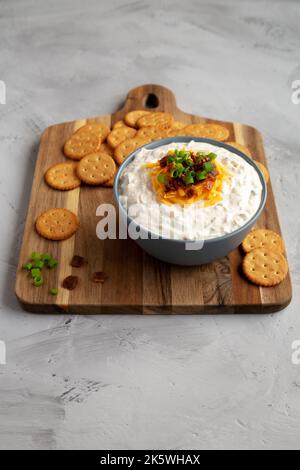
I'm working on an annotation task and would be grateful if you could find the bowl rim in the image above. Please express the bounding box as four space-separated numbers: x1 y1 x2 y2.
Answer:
113 136 267 244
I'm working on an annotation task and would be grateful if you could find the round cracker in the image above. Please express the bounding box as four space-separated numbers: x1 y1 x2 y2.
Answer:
45 162 81 191
136 126 168 142
182 123 229 141
76 122 110 141
114 137 149 165
107 127 136 149
124 110 150 128
255 161 269 183
77 152 116 185
227 141 252 158
102 169 117 187
242 229 284 254
64 132 101 160
242 248 288 287
113 120 127 130
137 112 174 129
172 121 186 130
36 208 79 241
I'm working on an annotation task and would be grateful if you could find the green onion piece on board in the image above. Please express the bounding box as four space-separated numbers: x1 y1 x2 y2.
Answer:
31 268 41 278
33 275 43 287
47 258 58 269
22 262 32 270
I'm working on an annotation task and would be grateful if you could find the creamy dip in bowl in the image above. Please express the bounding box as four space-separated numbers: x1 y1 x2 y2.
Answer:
114 137 267 266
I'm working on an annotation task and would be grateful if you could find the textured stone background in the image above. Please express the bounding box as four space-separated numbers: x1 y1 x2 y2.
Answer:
0 0 299 450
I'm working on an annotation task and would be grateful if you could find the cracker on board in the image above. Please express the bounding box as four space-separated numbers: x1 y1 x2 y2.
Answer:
113 120 127 130
242 229 284 254
76 122 110 141
77 152 116 185
114 137 149 165
102 168 117 187
45 162 81 191
64 131 101 160
242 248 288 287
172 121 186 130
182 123 229 141
107 126 136 149
124 110 150 128
36 208 79 241
136 126 168 142
136 112 174 129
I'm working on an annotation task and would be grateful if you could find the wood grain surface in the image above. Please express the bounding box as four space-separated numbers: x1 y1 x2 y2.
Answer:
15 84 292 314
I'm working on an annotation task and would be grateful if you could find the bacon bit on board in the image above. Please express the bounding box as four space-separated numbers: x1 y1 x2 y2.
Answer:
91 272 108 283
62 275 79 290
70 255 86 268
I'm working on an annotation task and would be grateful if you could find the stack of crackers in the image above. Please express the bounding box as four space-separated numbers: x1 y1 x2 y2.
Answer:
241 229 288 286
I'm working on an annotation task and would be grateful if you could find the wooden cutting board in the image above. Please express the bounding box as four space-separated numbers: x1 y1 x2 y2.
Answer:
15 84 292 314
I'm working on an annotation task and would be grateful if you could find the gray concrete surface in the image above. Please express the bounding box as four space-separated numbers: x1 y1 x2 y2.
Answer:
0 0 300 450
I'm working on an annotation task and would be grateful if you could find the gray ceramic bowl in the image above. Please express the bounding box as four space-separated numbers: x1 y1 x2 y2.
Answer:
113 137 267 266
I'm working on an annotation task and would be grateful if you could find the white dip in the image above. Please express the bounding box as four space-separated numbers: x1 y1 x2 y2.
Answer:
119 141 263 240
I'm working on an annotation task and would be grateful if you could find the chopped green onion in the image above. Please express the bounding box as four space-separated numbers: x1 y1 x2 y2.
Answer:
203 162 214 172
22 262 32 270
208 152 217 161
47 258 58 269
196 170 208 181
33 275 43 287
50 288 58 296
184 172 194 185
31 268 41 278
31 252 42 262
157 174 167 184
32 260 44 269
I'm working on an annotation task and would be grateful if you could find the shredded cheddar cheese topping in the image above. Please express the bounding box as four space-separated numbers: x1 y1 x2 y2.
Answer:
144 148 229 206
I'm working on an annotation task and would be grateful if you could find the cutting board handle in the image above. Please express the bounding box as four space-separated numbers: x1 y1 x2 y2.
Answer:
122 84 177 112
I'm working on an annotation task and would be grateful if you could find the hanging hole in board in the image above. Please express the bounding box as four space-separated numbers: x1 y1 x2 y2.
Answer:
144 93 159 109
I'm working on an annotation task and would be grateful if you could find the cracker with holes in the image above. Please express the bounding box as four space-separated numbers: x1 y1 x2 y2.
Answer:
76 123 110 141
64 131 101 160
107 127 136 149
242 248 288 286
242 229 284 254
45 162 81 191
227 141 252 158
136 111 174 129
114 137 149 165
182 123 229 141
172 121 186 130
77 152 116 185
124 110 150 128
113 120 127 130
36 208 79 240
136 126 168 142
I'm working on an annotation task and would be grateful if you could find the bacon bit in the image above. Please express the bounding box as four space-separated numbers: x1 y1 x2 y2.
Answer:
91 272 108 283
62 275 78 290
186 188 194 198
159 156 168 167
70 255 85 268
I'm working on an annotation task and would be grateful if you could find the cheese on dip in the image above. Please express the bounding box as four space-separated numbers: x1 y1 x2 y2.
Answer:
119 141 263 240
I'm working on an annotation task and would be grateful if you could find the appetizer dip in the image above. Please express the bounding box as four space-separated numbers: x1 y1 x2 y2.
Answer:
119 142 263 240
